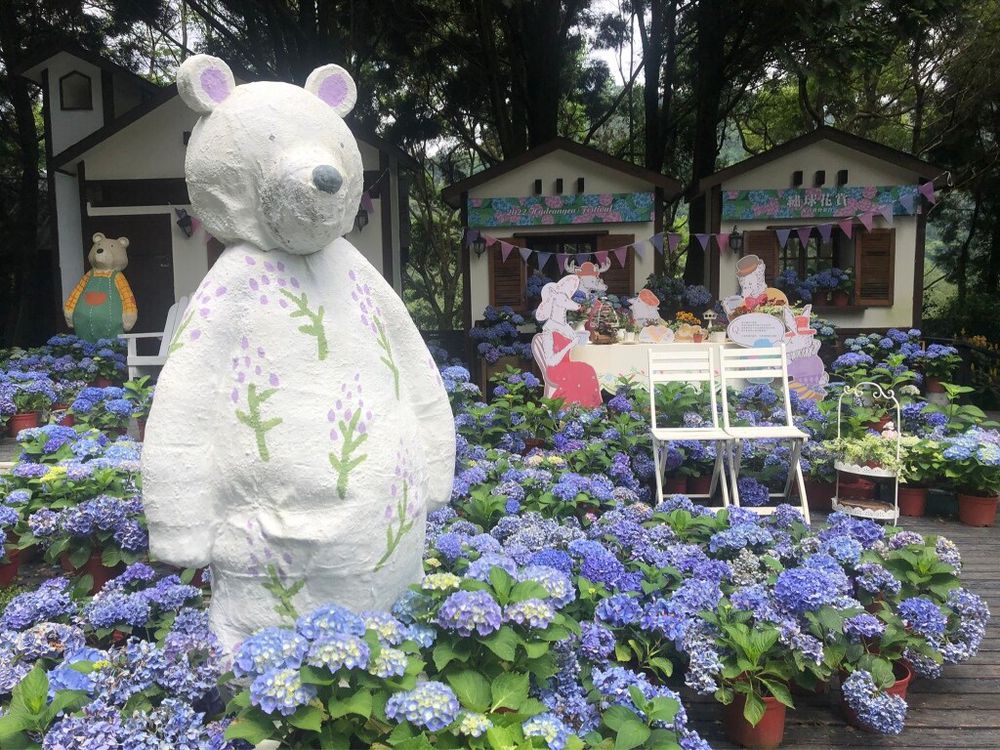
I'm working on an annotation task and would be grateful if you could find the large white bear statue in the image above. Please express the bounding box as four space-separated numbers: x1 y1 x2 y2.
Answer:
141 55 455 651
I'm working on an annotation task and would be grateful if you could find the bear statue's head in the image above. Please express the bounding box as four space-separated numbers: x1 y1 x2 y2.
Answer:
89 233 130 272
177 55 363 256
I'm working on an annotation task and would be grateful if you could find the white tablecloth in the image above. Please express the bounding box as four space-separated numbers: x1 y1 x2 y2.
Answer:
569 340 737 392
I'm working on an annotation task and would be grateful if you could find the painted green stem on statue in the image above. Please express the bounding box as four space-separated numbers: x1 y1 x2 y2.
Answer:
374 317 399 398
328 408 368 499
280 288 328 360
168 312 193 354
375 481 414 572
236 383 282 461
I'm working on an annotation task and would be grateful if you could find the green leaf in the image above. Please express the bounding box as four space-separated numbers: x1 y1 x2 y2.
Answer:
760 679 794 709
489 567 516 603
480 627 519 661
433 639 471 671
447 671 492 713
224 709 276 744
614 718 651 750
602 705 639 732
491 671 529 712
523 640 549 659
44 689 89 723
485 724 518 750
328 689 373 721
647 728 683 750
288 704 324 733
300 665 336 685
742 694 766 727
15 665 49 716
509 580 550 602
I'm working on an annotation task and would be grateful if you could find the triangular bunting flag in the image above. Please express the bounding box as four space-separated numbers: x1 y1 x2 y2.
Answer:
818 224 833 243
650 233 665 255
557 253 570 273
918 181 937 203
482 233 497 247
519 247 532 263
361 193 374 213
500 241 513 262
465 228 479 246
667 233 681 255
796 226 813 247
898 192 915 215
694 234 710 250
536 251 551 269
859 212 875 231
613 247 628 268
633 242 644 259
595 251 609 266
837 219 854 239
876 204 894 224
576 253 591 264
714 233 729 252
775 228 792 248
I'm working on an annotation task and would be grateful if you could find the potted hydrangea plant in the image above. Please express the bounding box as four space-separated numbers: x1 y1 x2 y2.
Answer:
914 343 961 394
941 428 1000 526
802 441 837 512
470 305 533 393
829 268 853 306
898 437 942 517
7 375 57 436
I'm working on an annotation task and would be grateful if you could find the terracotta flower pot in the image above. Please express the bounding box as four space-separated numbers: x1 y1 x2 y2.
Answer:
687 475 713 496
841 662 913 732
51 404 75 427
7 411 40 437
839 476 876 502
692 333 704 343
957 493 999 527
925 377 945 394
521 437 544 454
137 417 147 442
663 476 688 495
723 692 787 750
865 414 892 432
831 290 851 307
0 546 22 587
898 486 927 517
90 377 113 388
59 550 125 595
803 479 834 512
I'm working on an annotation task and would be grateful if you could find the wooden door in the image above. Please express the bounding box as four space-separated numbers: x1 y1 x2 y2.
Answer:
84 214 174 334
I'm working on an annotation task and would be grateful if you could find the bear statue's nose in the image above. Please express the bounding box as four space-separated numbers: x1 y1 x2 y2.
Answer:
312 165 343 194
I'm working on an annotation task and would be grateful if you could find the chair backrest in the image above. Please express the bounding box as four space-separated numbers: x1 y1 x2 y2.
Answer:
718 344 795 429
647 346 721 431
157 296 189 358
531 334 556 398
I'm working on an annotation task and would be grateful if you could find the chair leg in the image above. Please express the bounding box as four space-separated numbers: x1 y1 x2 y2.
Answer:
782 440 800 500
652 439 664 505
791 441 811 525
728 439 742 507
715 443 731 508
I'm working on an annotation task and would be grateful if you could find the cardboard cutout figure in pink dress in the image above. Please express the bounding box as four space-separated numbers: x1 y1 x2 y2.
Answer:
533 276 602 407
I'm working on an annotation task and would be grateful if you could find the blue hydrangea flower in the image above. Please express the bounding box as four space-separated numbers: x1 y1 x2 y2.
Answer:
504 598 556 629
435 590 503 637
296 603 366 640
522 712 571 750
233 627 309 678
369 646 408 678
306 633 370 672
841 669 906 734
385 681 460 732
249 667 317 716
898 597 947 638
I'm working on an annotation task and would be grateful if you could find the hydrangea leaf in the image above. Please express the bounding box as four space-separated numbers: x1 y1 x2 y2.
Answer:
446 670 491 713
614 717 651 750
490 671 529 712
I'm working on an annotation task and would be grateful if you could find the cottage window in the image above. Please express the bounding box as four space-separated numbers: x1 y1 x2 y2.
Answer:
59 71 93 111
742 227 894 306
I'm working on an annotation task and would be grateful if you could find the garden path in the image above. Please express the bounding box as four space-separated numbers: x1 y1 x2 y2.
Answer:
687 513 1000 749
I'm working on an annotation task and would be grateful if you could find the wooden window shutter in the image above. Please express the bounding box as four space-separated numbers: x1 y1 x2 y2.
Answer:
742 230 780 286
488 239 526 310
855 228 895 306
597 234 635 296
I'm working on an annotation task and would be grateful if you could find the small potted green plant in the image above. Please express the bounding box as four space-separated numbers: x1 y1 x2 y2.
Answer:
940 427 1000 526
914 344 962 394
123 376 155 440
831 433 901 474
8 376 57 436
898 437 941 517
703 602 795 750
830 268 854 306
802 441 838 512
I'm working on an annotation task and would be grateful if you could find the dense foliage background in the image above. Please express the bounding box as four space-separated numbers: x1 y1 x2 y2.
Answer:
1 0 998 342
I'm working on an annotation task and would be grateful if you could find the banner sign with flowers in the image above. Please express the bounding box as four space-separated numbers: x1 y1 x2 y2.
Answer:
468 192 654 227
722 185 922 220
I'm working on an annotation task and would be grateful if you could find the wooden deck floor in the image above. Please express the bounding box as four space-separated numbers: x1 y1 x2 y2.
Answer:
688 512 1000 749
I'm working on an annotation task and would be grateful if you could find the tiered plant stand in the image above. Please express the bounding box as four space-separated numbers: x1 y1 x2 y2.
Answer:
831 382 901 523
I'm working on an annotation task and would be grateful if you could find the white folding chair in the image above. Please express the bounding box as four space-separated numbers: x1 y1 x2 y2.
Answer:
119 295 189 379
648 346 731 510
719 344 811 523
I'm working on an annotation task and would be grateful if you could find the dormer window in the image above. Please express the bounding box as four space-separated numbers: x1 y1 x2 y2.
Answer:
59 71 93 110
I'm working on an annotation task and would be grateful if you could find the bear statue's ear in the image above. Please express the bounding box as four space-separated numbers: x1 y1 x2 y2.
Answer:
304 64 357 117
177 55 235 114
92 232 105 243
118 237 130 249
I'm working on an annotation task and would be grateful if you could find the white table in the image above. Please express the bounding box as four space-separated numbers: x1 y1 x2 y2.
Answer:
569 340 737 392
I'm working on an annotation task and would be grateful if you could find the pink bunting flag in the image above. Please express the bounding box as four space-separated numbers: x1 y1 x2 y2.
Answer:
714 233 729 253
519 247 533 263
557 253 570 272
898 192 915 215
360 193 374 213
667 233 681 255
613 247 628 268
818 224 833 243
190 216 202 234
650 233 665 255
775 228 792 248
837 219 854 239
796 226 813 247
536 251 551 269
876 204 894 224
918 181 938 203
482 233 497 247
694 234 710 250
859 213 875 231
500 241 514 262
595 250 609 266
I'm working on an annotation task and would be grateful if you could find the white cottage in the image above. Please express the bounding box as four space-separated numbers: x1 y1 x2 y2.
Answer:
693 127 944 331
442 138 683 333
15 43 414 334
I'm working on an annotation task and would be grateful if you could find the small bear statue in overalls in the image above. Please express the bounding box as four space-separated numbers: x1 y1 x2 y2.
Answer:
63 232 138 341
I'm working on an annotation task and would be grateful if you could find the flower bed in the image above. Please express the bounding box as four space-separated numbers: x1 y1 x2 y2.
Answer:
0 351 995 748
